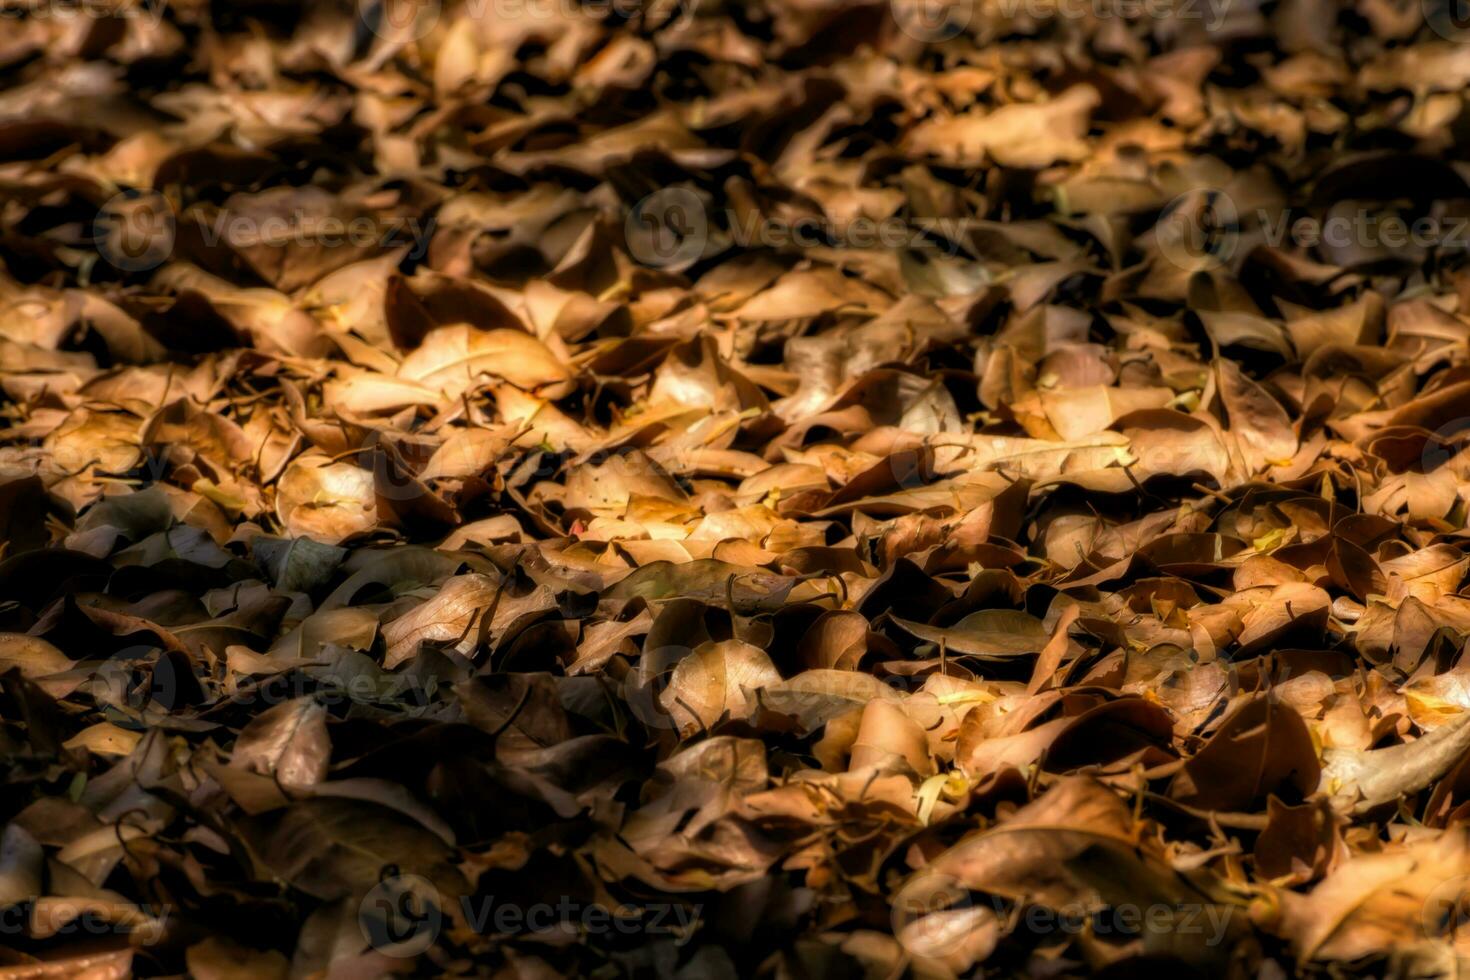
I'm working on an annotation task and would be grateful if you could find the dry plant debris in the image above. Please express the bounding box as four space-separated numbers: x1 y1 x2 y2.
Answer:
6 0 1470 976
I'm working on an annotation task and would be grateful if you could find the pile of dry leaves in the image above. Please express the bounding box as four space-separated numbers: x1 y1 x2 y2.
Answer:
7 0 1470 976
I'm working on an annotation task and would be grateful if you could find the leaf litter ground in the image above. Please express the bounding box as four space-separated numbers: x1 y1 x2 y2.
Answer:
4 1 1470 977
